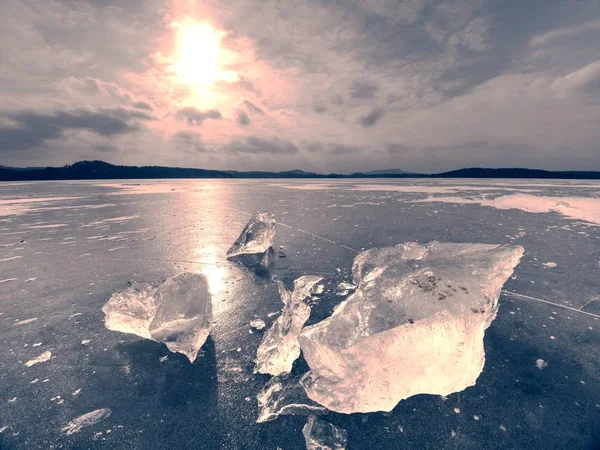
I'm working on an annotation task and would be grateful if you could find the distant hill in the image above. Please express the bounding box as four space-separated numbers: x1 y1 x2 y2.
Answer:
434 167 600 179
0 161 599 181
361 169 413 175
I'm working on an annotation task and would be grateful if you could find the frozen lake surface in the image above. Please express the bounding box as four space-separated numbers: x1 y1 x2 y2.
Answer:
0 179 599 449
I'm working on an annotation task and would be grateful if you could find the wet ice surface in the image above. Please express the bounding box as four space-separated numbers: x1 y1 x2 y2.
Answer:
0 179 599 449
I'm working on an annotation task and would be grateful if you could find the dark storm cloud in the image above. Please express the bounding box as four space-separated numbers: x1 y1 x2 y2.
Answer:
224 136 299 154
350 80 379 99
0 107 153 152
236 110 250 126
175 107 222 126
358 107 384 127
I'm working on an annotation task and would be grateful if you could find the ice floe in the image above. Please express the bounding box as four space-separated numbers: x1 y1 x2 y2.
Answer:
302 415 348 450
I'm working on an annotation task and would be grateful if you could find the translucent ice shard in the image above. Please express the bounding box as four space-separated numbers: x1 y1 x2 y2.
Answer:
256 275 323 376
299 241 524 414
256 375 327 423
302 415 348 450
227 212 276 258
102 273 212 363
102 281 158 340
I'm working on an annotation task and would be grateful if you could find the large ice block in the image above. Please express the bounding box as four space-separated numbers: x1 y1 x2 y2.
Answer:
102 273 213 363
256 275 323 376
299 242 524 414
302 415 348 450
227 212 276 258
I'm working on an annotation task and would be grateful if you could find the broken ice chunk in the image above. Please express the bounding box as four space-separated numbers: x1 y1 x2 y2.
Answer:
302 415 348 450
102 273 213 363
299 241 524 414
227 212 276 258
256 376 327 423
249 319 266 331
256 275 323 376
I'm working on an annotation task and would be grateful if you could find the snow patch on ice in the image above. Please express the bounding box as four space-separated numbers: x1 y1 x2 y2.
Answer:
61 409 111 435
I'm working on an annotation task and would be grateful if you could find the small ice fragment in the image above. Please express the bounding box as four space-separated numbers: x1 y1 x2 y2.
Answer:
337 290 349 296
267 311 279 318
159 355 169 362
453 408 460 414
0 426 7 433
337 282 356 291
473 415 480 421
499 424 507 432
227 212 276 258
69 313 82 318
61 409 112 435
249 319 266 331
257 375 327 423
536 359 548 370
302 415 348 450
72 389 81 396
102 273 213 363
299 242 524 414
81 340 91 345
8 397 16 403
32 342 42 347
543 262 557 268
25 351 52 367
312 284 325 295
30 379 39 384
256 275 323 376
14 318 37 326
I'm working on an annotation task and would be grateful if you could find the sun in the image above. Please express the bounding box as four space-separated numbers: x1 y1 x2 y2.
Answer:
172 20 237 86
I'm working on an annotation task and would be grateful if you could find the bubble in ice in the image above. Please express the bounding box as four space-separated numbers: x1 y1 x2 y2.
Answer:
302 415 348 450
227 212 276 258
102 273 213 363
299 241 524 414
256 275 323 376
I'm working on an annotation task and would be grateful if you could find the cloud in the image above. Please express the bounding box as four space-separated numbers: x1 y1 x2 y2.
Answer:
0 107 153 152
133 101 153 111
175 107 222 126
350 80 379 99
530 18 600 47
242 100 265 115
236 110 250 126
358 107 384 127
224 136 299 154
302 141 362 155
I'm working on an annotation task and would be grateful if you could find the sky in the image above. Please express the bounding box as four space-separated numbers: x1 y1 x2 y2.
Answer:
1 0 600 173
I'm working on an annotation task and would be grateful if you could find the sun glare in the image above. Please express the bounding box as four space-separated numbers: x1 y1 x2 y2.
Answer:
172 21 237 86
